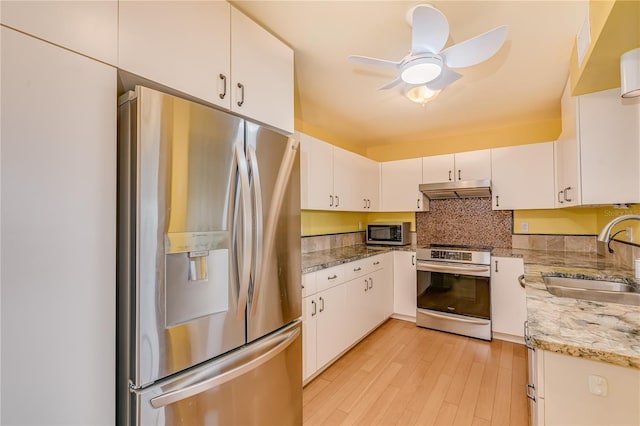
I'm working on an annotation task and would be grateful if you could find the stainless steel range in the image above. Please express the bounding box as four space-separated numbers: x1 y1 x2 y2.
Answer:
416 245 492 340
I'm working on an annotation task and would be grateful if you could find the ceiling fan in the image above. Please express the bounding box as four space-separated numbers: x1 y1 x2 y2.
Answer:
348 4 508 93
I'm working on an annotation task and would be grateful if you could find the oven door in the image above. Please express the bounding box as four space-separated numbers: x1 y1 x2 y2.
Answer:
416 260 492 340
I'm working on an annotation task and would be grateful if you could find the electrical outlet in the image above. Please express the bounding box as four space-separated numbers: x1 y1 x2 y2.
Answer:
521 222 529 232
626 227 633 242
358 222 362 231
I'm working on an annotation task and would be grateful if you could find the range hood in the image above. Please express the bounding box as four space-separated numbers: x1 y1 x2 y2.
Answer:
419 179 492 200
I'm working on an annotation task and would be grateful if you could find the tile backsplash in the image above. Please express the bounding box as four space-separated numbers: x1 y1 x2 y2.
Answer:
416 198 513 248
301 231 365 254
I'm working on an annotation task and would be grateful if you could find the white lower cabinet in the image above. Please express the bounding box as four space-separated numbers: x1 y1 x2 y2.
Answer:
392 251 417 321
529 349 640 425
315 283 350 370
302 295 318 381
490 256 526 342
303 253 393 383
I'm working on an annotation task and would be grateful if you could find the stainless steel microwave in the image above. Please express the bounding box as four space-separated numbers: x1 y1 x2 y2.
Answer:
366 222 411 246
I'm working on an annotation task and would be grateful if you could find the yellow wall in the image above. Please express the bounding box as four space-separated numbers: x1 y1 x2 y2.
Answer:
513 208 599 235
366 118 561 162
570 0 640 95
301 210 368 236
301 210 415 236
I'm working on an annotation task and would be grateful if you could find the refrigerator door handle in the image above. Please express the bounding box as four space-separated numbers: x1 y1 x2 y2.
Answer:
235 143 253 320
247 145 264 310
149 327 300 409
250 137 300 317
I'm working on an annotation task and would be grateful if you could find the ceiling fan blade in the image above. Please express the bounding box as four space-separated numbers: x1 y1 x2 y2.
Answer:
441 25 508 68
348 55 401 68
425 68 463 91
378 76 403 90
410 4 450 54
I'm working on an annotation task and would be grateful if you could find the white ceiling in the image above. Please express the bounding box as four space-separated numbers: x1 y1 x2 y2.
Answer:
232 1 589 150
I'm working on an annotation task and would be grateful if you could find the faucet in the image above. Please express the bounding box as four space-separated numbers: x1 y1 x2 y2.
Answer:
597 214 640 253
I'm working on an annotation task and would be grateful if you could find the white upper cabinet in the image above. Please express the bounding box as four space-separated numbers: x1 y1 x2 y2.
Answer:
333 146 362 211
556 81 640 207
300 133 334 210
118 3 293 133
491 142 555 210
1 0 117 65
299 133 379 211
555 80 581 207
119 1 231 109
422 150 491 183
381 158 427 211
230 7 294 133
422 154 455 183
454 149 492 181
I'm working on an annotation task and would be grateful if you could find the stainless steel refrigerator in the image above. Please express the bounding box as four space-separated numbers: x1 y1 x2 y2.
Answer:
116 86 302 425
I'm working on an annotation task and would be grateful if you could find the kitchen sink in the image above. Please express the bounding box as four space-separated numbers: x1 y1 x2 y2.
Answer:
542 276 640 306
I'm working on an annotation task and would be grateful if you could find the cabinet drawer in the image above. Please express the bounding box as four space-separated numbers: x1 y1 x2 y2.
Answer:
302 272 317 298
316 264 346 292
343 258 373 281
368 253 390 271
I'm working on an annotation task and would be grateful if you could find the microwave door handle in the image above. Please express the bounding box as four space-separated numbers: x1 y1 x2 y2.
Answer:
416 263 490 274
150 327 300 408
249 138 299 317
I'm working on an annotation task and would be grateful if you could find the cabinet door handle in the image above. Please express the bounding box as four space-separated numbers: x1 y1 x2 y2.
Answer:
367 199 370 208
373 261 380 266
417 198 421 209
411 255 415 266
458 169 461 181
319 297 324 312
448 170 452 181
327 274 337 280
364 279 368 292
236 82 245 107
368 278 373 289
495 195 499 207
329 195 334 207
494 260 499 273
335 195 340 207
219 74 227 99
557 190 564 204
526 383 536 402
311 299 317 316
518 274 526 288
353 267 362 272
564 186 573 202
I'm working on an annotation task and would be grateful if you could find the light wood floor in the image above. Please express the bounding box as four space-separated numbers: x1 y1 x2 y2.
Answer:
303 319 529 426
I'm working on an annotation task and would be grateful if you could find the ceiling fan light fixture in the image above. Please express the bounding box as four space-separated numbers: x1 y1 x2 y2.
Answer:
405 85 439 104
400 57 443 84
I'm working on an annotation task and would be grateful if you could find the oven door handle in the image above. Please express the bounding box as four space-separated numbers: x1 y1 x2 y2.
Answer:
416 263 490 274
420 310 490 325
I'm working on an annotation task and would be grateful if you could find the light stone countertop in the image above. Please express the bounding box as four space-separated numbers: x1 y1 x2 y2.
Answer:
494 248 640 369
303 245 640 369
301 244 416 273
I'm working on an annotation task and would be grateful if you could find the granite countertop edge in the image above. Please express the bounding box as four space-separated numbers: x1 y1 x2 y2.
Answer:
302 244 416 273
